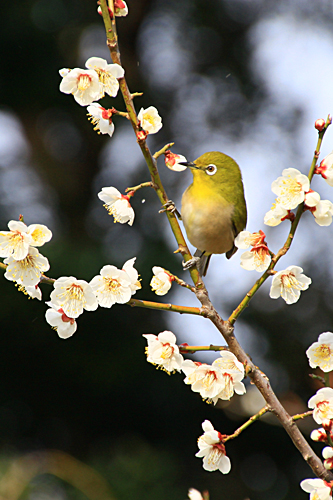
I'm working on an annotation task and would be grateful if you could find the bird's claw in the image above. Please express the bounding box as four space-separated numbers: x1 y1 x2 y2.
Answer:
159 200 176 213
159 200 182 219
182 256 201 271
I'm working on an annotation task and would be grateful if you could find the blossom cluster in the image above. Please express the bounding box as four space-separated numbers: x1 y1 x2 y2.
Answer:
142 331 247 475
264 164 333 227
0 220 52 300
59 56 162 138
234 229 311 304
143 331 245 401
47 258 141 339
235 229 271 272
300 331 333 499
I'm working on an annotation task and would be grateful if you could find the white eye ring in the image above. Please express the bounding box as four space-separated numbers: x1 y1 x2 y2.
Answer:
205 164 217 176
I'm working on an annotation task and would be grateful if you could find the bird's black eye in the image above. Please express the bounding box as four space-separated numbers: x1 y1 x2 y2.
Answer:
205 164 217 176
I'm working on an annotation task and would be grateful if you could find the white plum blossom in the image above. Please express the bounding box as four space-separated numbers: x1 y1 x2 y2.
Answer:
50 276 98 318
300 478 332 500
0 220 52 261
143 331 183 374
182 362 226 402
235 231 271 272
98 187 134 225
323 447 333 470
234 230 265 249
138 106 162 134
85 57 124 98
304 190 321 208
196 420 231 474
212 351 246 401
313 200 333 226
317 151 333 187
310 428 328 443
150 266 173 295
306 332 333 372
239 247 271 272
269 265 311 305
0 220 33 260
188 488 203 500
271 168 310 209
308 387 333 424
213 350 245 374
4 247 50 286
87 103 115 136
45 302 77 339
182 351 246 404
164 151 187 172
122 257 141 295
264 202 289 227
214 370 246 401
59 68 101 106
271 168 310 210
90 265 132 308
114 0 128 16
26 224 52 247
26 285 42 300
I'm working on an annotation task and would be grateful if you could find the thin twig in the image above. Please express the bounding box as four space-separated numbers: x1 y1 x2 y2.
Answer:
228 116 331 326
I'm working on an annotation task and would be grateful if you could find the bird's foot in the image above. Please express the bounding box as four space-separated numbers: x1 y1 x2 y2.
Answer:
159 200 182 219
182 256 201 271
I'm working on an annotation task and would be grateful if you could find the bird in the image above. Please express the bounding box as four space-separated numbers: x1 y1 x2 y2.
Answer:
179 151 247 276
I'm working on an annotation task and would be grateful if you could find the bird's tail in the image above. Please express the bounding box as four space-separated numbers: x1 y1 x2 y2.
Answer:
194 249 211 277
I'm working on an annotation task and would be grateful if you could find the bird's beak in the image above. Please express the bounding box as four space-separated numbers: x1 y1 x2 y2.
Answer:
178 161 198 169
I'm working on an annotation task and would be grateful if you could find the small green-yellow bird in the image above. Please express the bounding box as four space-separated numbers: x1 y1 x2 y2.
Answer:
179 151 247 276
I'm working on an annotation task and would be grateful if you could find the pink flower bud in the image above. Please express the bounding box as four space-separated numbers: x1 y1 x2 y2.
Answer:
310 428 327 442
136 130 148 142
315 119 325 132
97 5 113 18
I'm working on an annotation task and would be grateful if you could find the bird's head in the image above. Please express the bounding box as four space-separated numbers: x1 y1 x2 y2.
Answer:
179 151 242 192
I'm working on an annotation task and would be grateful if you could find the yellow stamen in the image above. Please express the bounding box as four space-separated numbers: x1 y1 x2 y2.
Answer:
207 447 223 466
103 277 122 296
160 343 173 360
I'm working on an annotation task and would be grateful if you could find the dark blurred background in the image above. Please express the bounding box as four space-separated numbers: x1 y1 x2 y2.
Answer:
1 0 333 499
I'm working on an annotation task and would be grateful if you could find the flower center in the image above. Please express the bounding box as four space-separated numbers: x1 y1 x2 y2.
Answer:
314 344 332 363
9 230 24 248
30 227 44 244
66 283 84 301
317 400 333 419
279 178 302 204
103 277 121 295
161 342 173 359
107 205 121 223
280 272 303 293
19 254 36 269
77 74 92 91
252 245 269 268
202 371 217 389
208 446 224 466
151 276 165 293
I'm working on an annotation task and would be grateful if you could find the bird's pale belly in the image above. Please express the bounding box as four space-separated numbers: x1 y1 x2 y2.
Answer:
181 193 234 254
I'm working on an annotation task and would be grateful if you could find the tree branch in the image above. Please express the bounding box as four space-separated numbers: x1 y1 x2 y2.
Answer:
97 7 332 482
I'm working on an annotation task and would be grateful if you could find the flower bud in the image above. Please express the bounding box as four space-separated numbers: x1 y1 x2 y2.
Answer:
315 119 325 132
310 428 327 442
136 130 148 142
